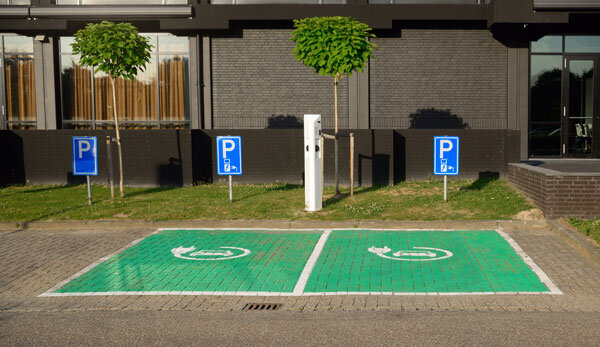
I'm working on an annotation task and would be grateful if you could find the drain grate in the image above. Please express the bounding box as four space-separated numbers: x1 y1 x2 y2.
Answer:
242 303 282 311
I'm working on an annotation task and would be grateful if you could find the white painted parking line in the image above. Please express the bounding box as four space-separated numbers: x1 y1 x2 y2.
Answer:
497 229 562 295
293 229 332 295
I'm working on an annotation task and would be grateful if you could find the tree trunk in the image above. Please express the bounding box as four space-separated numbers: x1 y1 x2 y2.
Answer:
110 77 125 198
334 74 339 195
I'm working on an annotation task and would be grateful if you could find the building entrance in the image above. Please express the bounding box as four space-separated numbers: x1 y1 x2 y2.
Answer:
530 35 600 158
564 57 599 157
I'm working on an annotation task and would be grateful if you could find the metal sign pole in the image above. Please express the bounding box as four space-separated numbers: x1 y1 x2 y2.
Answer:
86 175 92 205
444 175 447 202
229 175 233 202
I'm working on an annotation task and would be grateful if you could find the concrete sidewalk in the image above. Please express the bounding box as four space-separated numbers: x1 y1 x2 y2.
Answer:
0 220 599 313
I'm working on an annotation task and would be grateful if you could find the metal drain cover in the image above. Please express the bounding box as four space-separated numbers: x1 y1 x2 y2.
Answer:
242 303 282 311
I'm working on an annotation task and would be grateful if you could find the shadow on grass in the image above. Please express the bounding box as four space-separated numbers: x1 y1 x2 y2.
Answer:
23 203 94 223
124 187 177 198
21 185 79 194
324 185 385 207
235 184 302 202
461 177 499 191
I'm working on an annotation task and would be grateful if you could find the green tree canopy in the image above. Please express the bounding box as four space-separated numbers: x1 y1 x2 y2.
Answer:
72 21 153 79
290 16 376 78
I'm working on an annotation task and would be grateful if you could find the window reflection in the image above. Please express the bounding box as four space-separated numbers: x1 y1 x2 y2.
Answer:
0 0 31 4
529 55 562 157
530 56 562 123
56 0 188 4
566 36 600 53
61 55 93 122
568 60 594 155
159 56 189 122
531 36 562 53
94 58 158 122
60 34 190 129
2 35 36 130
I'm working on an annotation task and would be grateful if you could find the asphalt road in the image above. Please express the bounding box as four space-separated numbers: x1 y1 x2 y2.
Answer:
2 310 599 346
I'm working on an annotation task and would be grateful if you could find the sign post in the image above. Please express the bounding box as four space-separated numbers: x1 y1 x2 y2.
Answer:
72 136 98 205
433 136 459 202
216 136 242 202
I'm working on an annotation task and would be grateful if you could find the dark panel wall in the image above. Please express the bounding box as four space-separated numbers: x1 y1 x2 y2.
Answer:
211 29 349 129
193 130 392 187
394 129 520 180
0 131 25 187
14 130 193 187
370 30 508 129
3 129 519 187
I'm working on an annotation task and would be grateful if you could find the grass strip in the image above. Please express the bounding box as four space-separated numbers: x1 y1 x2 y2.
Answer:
0 178 531 222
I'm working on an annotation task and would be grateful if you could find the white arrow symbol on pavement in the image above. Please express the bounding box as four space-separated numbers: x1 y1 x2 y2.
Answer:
393 250 436 258
368 246 453 262
171 246 251 261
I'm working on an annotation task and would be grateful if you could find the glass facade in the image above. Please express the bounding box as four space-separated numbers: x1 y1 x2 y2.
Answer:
369 0 487 3
211 0 344 3
530 35 599 157
0 0 31 4
60 34 190 129
56 0 187 4
1 35 36 130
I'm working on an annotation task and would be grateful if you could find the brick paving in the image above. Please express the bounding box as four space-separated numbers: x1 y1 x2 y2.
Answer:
1 223 600 313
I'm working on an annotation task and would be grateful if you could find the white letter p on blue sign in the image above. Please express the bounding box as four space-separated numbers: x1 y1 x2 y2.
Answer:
217 136 242 176
434 136 459 176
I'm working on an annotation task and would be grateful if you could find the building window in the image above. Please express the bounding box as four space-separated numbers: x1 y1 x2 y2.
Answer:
369 0 487 3
530 35 600 157
60 34 190 129
0 0 31 4
1 35 36 130
211 0 345 4
55 0 187 4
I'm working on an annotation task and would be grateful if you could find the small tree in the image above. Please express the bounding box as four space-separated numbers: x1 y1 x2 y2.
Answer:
72 21 153 198
291 16 376 195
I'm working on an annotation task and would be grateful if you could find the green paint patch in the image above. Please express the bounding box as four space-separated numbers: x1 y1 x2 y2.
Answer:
304 230 550 293
55 229 320 294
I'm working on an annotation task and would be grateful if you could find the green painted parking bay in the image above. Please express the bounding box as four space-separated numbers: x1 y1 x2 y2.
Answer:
49 229 322 295
304 230 559 294
41 228 561 297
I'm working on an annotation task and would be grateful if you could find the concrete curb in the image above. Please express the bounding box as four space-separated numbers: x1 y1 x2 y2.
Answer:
547 219 600 268
0 219 548 233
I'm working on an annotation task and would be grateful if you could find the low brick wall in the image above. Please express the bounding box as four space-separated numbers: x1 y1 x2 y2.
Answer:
508 163 600 219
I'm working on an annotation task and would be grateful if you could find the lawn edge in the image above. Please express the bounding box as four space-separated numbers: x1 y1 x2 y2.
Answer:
1 219 548 233
547 219 600 268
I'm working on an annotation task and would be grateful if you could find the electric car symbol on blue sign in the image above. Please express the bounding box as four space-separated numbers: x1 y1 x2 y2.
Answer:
72 136 98 176
217 136 242 175
434 136 459 176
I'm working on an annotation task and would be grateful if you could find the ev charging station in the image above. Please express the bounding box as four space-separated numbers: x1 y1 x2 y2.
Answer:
304 114 323 212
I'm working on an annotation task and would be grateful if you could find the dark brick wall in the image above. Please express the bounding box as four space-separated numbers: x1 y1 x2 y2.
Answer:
509 164 600 218
211 29 349 129
193 129 393 186
3 129 519 188
13 130 193 187
370 30 508 129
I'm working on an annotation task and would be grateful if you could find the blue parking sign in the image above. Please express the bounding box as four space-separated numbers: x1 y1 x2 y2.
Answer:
434 136 459 176
72 136 98 176
217 136 242 175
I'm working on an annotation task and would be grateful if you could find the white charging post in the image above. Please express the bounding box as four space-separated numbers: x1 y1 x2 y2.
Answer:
304 114 323 212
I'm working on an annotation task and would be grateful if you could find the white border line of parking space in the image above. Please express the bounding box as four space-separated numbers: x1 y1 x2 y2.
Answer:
39 229 162 297
496 229 563 295
39 228 562 297
293 229 332 294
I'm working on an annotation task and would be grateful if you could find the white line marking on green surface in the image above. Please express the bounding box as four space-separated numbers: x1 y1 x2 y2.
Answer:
39 229 161 297
293 229 332 295
497 229 563 295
